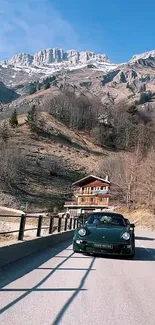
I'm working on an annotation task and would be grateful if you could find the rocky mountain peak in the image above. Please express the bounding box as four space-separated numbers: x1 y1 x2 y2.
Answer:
130 50 155 63
7 53 33 67
2 48 110 68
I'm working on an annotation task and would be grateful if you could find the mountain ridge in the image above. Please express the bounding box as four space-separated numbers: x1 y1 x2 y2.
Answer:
2 47 155 68
1 48 110 67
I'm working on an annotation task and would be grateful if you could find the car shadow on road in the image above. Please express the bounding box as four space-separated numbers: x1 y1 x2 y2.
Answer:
83 246 155 261
133 247 155 261
135 236 155 241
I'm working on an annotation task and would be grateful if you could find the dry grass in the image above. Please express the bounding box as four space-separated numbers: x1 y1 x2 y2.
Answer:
116 206 155 231
0 111 109 211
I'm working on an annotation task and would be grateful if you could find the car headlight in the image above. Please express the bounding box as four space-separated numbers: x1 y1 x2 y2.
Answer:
122 232 130 240
78 228 86 237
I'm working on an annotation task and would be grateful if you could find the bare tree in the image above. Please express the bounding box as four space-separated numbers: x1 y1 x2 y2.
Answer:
43 92 99 131
0 148 27 191
98 151 141 209
138 150 155 207
0 121 10 143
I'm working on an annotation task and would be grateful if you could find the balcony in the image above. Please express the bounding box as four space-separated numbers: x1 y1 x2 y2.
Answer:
74 189 109 196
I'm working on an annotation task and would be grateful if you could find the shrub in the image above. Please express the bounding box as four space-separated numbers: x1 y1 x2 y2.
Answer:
9 109 18 128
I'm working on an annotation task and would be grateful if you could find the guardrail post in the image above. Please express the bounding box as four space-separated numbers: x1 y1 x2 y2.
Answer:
18 214 26 241
58 217 62 232
49 216 54 234
73 218 76 229
69 218 73 230
37 215 43 237
64 217 68 231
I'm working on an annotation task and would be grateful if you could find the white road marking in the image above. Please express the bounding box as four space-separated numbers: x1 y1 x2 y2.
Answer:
141 244 150 252
136 239 155 255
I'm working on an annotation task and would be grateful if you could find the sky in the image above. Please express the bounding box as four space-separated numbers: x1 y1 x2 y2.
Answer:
0 0 155 63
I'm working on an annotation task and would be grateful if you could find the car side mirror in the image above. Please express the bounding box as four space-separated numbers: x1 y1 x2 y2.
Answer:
130 223 135 228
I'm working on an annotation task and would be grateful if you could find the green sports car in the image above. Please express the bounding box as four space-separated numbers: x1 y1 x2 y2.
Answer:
73 212 135 258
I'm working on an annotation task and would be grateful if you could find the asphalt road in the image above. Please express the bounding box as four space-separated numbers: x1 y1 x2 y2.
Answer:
0 228 155 325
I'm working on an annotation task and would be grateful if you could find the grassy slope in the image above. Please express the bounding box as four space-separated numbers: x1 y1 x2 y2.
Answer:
0 112 107 212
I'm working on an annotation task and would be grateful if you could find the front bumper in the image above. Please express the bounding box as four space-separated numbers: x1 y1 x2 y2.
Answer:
73 240 134 256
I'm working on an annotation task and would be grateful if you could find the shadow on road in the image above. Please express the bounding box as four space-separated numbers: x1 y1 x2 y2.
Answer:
0 240 72 290
135 236 155 241
134 247 155 261
0 241 96 317
51 257 95 325
80 246 155 261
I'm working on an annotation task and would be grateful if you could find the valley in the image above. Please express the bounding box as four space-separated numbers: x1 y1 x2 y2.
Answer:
0 47 155 230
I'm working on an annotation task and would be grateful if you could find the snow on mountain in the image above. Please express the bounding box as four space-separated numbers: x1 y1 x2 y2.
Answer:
0 48 118 77
130 50 155 63
3 47 155 88
1 48 110 66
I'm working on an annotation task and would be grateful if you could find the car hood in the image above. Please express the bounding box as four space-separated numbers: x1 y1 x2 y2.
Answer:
85 225 128 242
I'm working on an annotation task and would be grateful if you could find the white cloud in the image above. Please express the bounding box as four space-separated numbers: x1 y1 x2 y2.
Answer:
0 0 81 60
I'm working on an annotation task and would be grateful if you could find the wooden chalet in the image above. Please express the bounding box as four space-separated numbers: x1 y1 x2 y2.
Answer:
64 174 110 216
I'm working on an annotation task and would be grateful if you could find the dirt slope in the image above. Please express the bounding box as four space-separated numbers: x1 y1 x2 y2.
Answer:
0 112 107 212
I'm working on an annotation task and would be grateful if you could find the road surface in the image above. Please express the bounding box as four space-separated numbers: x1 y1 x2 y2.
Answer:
0 228 155 325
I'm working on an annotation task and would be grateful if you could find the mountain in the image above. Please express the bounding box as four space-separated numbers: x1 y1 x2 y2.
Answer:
1 48 155 218
0 48 118 89
1 47 155 120
0 48 118 78
2 48 110 66
130 50 155 62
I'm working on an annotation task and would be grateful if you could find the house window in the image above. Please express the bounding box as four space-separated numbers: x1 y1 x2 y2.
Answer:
81 197 85 202
100 198 104 202
90 198 94 203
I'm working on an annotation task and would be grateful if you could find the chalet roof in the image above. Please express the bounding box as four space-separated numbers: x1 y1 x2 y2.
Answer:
72 174 110 187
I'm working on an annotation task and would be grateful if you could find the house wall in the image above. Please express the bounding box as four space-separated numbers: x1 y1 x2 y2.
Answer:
77 196 109 206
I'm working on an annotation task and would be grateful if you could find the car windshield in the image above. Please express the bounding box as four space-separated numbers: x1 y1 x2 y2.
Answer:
87 213 125 226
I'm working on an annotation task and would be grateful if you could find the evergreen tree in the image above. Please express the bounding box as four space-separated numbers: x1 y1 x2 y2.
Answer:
26 105 37 132
9 109 18 128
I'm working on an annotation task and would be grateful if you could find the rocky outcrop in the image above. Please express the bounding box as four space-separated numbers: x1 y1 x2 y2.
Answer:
33 48 64 65
130 50 155 62
101 70 120 85
129 50 155 68
79 81 92 87
2 48 110 67
7 53 33 67
114 69 138 84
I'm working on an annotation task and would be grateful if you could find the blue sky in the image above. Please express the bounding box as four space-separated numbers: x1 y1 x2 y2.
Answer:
0 0 155 63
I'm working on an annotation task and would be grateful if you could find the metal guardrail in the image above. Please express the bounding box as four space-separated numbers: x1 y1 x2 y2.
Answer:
0 214 79 241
